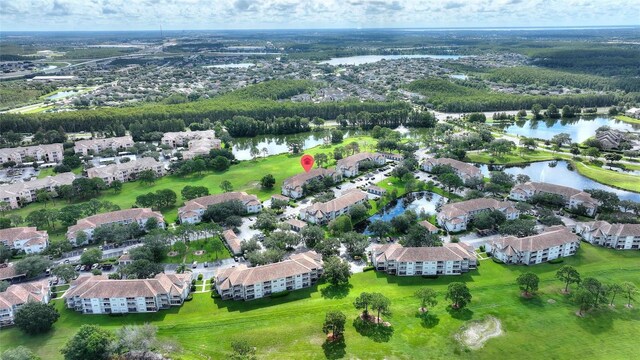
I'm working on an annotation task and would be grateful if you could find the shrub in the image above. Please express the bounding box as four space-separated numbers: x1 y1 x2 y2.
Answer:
190 285 196 292
197 273 203 281
191 279 196 285
492 258 504 264
270 290 290 298
548 258 564 264
421 275 439 279
479 245 486 252
185 294 194 301
362 266 375 272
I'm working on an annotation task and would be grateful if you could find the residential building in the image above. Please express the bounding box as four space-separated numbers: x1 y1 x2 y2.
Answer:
63 273 192 314
437 198 519 232
215 251 323 301
625 107 640 119
281 168 340 199
0 144 63 165
487 226 580 265
372 243 477 276
223 229 243 256
0 281 51 327
336 152 386 177
0 263 26 284
379 153 404 162
286 218 307 232
421 158 482 181
0 173 75 209
178 192 262 224
509 182 599 216
300 190 368 224
595 129 625 150
73 136 134 155
67 208 165 245
181 137 222 160
0 227 48 254
367 185 387 196
161 130 217 148
117 253 133 266
87 157 165 185
418 220 439 234
576 221 640 250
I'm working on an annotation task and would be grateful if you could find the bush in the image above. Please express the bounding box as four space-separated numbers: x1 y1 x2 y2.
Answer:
492 258 504 264
479 245 486 252
270 290 290 298
197 273 203 281
211 289 221 299
421 275 439 279
190 285 196 292
191 279 196 285
362 266 375 272
548 258 564 264
185 294 194 301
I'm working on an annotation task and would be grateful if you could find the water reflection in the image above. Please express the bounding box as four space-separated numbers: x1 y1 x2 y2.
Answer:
361 191 446 234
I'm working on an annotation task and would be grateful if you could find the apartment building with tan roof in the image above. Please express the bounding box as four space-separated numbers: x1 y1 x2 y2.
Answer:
487 226 579 265
215 251 323 301
63 273 192 314
0 280 51 327
437 198 519 232
87 157 165 185
0 172 76 209
66 208 165 246
509 182 599 216
281 168 341 199
299 189 368 224
575 220 640 250
372 243 477 276
336 152 386 177
421 157 482 181
73 135 134 155
0 227 48 254
161 130 216 148
223 229 244 255
178 192 262 224
0 143 63 165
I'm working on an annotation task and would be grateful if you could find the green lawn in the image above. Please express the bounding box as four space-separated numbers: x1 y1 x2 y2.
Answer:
2 244 637 359
574 162 640 192
614 115 640 125
466 149 569 165
164 237 232 264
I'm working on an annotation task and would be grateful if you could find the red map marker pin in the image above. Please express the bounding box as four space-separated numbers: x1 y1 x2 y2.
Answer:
301 154 314 173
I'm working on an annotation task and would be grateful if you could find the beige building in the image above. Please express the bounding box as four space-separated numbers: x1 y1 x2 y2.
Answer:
222 229 244 255
161 130 221 159
73 136 134 155
336 152 386 177
422 157 482 182
299 189 368 224
215 251 323 301
0 144 63 165
178 192 262 224
437 198 519 232
509 182 598 216
0 227 49 254
487 226 580 265
0 173 76 209
0 280 51 327
87 157 165 185
67 208 165 245
63 273 192 314
281 168 341 199
576 221 640 250
372 243 477 276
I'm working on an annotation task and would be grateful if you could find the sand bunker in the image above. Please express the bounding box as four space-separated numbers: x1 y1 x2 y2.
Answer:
455 316 503 350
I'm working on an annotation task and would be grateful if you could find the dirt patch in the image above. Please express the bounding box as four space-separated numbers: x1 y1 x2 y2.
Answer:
359 314 390 326
547 299 556 304
167 251 179 257
520 291 534 299
194 250 206 256
455 316 503 350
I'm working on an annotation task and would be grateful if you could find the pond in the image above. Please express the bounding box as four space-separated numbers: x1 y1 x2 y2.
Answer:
319 54 469 66
478 160 640 202
495 116 640 143
47 90 78 100
361 191 446 234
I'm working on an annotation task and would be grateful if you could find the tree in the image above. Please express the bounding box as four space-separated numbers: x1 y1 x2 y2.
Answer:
439 173 463 193
607 283 624 306
348 204 368 223
499 219 537 237
583 147 601 160
323 256 351 286
220 180 234 193
573 287 595 316
467 112 487 123
230 339 256 360
35 189 52 207
581 277 605 308
254 209 278 232
354 292 373 317
584 189 619 212
57 205 84 227
61 325 114 360
0 244 12 263
546 104 560 118
260 174 275 190
52 264 78 283
328 215 352 235
341 231 368 258
322 310 346 340
471 210 506 230
531 103 543 119
551 133 572 147
110 323 158 357
368 220 392 238
315 153 328 168
211 155 231 171
402 224 440 247
0 346 40 360
517 272 539 297
621 281 638 307
80 248 102 266
14 302 59 335
370 292 391 323
0 280 9 292
415 288 438 313
301 225 325 249
487 139 515 157
520 137 537 151
110 179 123 193
330 129 344 144
556 265 580 293
446 282 472 309
121 259 164 279
181 185 209 200
15 256 52 279
138 169 157 185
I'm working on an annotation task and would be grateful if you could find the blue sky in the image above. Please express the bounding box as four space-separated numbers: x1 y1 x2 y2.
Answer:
1 0 639 31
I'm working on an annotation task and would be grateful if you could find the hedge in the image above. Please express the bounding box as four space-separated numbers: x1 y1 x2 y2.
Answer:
270 291 290 298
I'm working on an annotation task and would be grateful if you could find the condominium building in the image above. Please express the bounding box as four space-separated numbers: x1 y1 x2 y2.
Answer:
178 192 262 224
73 136 134 155
67 208 165 245
281 168 341 199
372 243 477 276
0 173 76 209
487 226 580 265
215 251 323 301
63 273 192 314
421 157 482 181
336 152 386 177
0 227 49 254
437 198 519 232
576 220 640 250
87 157 165 185
299 189 368 224
161 130 217 148
222 229 243 255
510 182 599 216
0 281 51 327
0 144 63 165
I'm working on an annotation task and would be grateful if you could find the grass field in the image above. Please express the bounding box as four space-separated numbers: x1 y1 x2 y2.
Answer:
465 149 568 165
164 237 232 264
614 115 640 125
574 162 640 192
1 244 637 360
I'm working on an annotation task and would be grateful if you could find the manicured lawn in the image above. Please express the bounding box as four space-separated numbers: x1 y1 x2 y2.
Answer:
466 149 570 165
164 237 231 264
2 244 638 359
36 167 56 179
574 162 640 192
614 115 640 125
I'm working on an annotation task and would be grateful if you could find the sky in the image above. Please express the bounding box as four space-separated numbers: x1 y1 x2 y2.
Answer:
1 0 639 31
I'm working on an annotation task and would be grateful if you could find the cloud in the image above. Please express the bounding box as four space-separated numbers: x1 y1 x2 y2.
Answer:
46 0 73 16
443 1 465 10
233 0 258 12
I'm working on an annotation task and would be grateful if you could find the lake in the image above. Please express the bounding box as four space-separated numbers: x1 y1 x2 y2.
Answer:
47 90 78 100
478 160 640 202
319 54 469 66
495 116 640 143
362 191 446 234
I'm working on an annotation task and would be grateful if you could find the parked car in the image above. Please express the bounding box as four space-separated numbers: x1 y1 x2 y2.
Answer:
80 265 86 271
204 262 209 268
63 259 70 264
91 263 99 270
192 261 198 268
335 185 342 189
74 265 81 271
